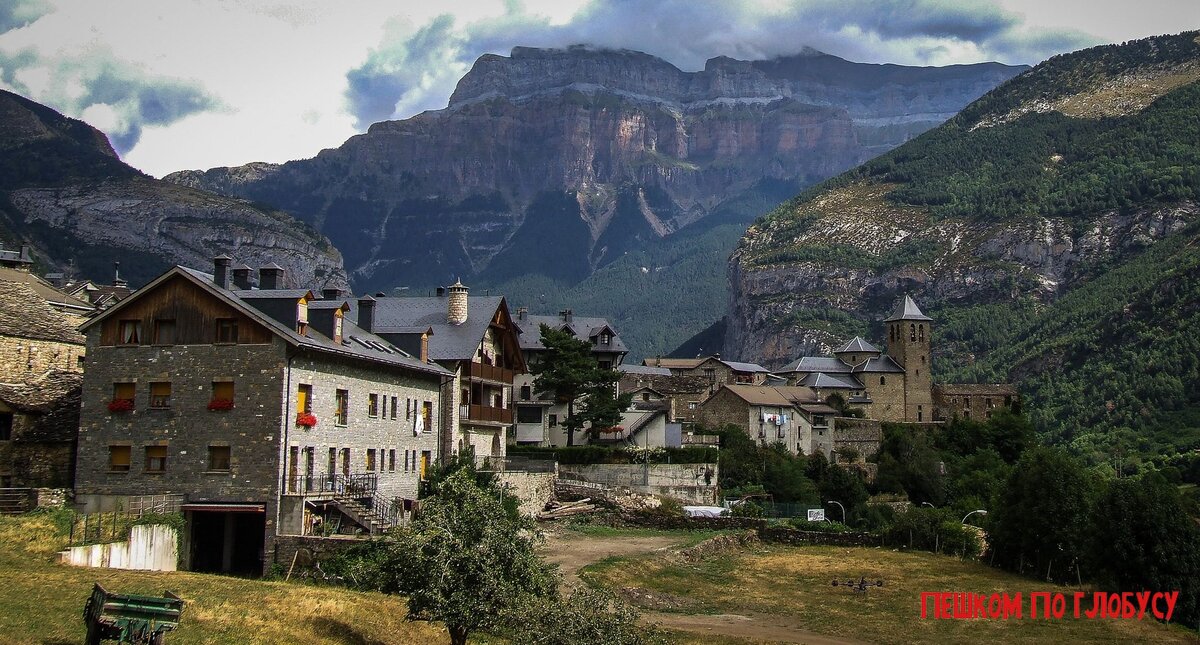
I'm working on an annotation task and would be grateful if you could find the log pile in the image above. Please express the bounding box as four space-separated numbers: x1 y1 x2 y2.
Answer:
536 498 598 520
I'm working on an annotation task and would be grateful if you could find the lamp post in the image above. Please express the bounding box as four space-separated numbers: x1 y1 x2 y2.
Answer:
962 509 988 525
921 502 934 508
828 500 846 524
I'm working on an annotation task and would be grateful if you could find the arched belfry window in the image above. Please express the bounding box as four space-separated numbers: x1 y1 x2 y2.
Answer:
880 376 886 386
919 324 925 343
910 323 916 342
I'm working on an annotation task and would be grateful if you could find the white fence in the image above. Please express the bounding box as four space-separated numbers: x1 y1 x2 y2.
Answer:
61 524 178 572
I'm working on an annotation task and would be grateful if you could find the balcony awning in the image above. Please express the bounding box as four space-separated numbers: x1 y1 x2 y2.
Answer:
181 503 265 513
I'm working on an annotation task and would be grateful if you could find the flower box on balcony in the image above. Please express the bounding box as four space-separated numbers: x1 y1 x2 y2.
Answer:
107 399 134 413
207 398 235 411
296 412 318 427
598 425 625 434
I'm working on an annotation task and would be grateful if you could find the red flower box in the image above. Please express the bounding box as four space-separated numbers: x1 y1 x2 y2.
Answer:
207 398 235 411
598 425 625 434
296 412 318 427
107 399 134 413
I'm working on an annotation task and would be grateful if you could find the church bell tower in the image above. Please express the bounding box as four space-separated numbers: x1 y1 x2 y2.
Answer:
885 295 933 422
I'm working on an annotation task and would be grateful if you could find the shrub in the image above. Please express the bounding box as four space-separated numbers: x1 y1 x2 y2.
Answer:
788 519 853 533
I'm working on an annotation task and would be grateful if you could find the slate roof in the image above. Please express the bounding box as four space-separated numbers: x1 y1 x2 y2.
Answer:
720 384 823 406
345 295 516 365
720 360 770 373
619 364 672 376
0 266 93 313
84 267 449 378
835 336 880 354
799 372 865 390
0 369 81 442
884 295 932 322
852 355 906 374
515 313 628 354
643 357 709 370
0 269 87 345
782 356 852 374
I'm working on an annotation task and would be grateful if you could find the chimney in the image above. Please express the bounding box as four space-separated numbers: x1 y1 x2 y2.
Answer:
232 265 253 290
113 260 127 288
447 279 468 325
212 255 232 289
322 287 345 300
358 295 376 333
517 307 527 321
259 263 284 290
560 309 573 323
436 286 446 297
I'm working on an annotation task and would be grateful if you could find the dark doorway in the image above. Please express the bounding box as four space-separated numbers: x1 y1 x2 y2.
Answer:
188 509 266 577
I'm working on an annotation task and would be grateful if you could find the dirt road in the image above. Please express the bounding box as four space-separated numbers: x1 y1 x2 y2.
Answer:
541 531 866 645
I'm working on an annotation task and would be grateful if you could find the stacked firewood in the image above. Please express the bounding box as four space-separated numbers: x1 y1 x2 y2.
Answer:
536 498 598 520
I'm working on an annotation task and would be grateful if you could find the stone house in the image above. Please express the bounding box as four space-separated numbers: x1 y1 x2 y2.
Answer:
642 355 772 397
693 384 839 457
512 309 627 447
617 365 712 425
0 258 89 488
349 281 526 462
933 384 1020 422
74 258 450 576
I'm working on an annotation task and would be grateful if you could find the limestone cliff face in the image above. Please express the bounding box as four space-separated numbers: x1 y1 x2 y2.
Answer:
725 32 1200 369
166 47 1023 290
0 90 347 289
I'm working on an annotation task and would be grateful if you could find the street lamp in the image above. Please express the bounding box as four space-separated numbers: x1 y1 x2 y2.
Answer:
921 502 934 508
828 500 846 524
962 509 988 525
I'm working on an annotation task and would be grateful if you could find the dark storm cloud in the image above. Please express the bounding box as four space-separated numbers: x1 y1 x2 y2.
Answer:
0 0 51 35
343 0 1098 127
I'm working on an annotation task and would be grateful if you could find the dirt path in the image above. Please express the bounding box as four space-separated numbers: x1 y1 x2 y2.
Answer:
541 531 867 645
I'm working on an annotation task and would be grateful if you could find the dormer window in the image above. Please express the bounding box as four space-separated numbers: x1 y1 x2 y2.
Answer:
599 332 611 345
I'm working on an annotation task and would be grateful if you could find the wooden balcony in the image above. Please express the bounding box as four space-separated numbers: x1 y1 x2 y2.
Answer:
461 404 513 425
464 361 515 384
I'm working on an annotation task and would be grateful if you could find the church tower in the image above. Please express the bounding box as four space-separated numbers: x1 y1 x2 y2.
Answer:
885 295 933 422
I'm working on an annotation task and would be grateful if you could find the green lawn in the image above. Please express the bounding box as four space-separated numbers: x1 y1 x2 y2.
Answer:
583 543 1200 644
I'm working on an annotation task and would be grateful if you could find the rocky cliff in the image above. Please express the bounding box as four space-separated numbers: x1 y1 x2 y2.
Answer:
726 32 1200 458
0 90 347 288
166 47 1023 291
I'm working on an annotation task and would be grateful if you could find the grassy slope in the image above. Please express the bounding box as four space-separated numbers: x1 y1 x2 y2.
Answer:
584 544 1199 644
0 513 447 645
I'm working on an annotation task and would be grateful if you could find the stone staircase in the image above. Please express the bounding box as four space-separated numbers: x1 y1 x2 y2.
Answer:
0 488 31 515
329 497 394 535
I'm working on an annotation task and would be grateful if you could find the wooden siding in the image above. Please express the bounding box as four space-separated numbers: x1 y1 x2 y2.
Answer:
99 275 272 346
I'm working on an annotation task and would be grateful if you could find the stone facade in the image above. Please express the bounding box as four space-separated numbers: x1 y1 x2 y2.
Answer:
885 318 933 422
693 385 834 456
0 336 85 376
932 384 1020 422
495 470 556 517
860 372 907 423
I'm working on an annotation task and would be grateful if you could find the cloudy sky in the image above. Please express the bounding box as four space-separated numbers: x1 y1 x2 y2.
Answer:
2 0 1196 177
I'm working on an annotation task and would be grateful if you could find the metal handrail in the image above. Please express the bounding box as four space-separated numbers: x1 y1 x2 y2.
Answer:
286 472 377 497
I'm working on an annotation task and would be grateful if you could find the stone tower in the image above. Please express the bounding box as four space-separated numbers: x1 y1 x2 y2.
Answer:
447 279 469 325
884 295 933 422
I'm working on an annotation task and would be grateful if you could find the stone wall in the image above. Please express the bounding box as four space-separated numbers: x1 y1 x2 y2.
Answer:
496 470 556 517
0 336 84 376
933 383 1019 422
861 371 907 423
559 463 719 503
832 417 883 462
273 534 364 571
759 526 879 547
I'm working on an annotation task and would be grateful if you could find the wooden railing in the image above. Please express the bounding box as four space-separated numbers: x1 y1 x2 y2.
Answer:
464 362 515 384
462 404 513 424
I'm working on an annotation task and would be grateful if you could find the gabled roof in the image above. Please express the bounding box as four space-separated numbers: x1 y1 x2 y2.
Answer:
718 384 823 407
720 360 769 373
800 372 865 390
0 266 93 313
516 313 628 354
0 269 87 345
834 336 880 354
80 266 449 378
884 295 932 322
618 364 672 376
782 356 852 374
852 355 906 374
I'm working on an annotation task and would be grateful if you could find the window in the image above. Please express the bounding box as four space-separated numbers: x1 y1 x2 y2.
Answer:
0 413 12 440
327 448 336 475
548 414 558 427
420 451 431 479
340 448 350 476
208 445 231 471
145 445 167 473
113 382 135 406
517 406 543 424
297 384 312 413
910 323 916 341
813 414 828 427
986 398 995 409
921 355 926 365
366 449 376 471
599 360 611 370
704 367 716 383
390 396 398 420
406 398 412 419
404 450 410 472
642 393 651 401
919 324 925 342
211 381 234 408
149 382 171 409
216 318 239 343
422 401 433 433
153 319 176 345
520 385 532 400
118 320 141 344
879 376 886 386
917 405 924 422
688 402 698 410
600 333 611 345
108 445 131 472
389 449 396 472
368 393 379 417
335 389 348 426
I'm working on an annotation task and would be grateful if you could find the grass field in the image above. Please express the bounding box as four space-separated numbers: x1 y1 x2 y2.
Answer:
0 512 448 645
582 542 1200 644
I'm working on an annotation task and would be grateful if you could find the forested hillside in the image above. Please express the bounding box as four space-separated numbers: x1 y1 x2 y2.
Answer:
729 31 1200 465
